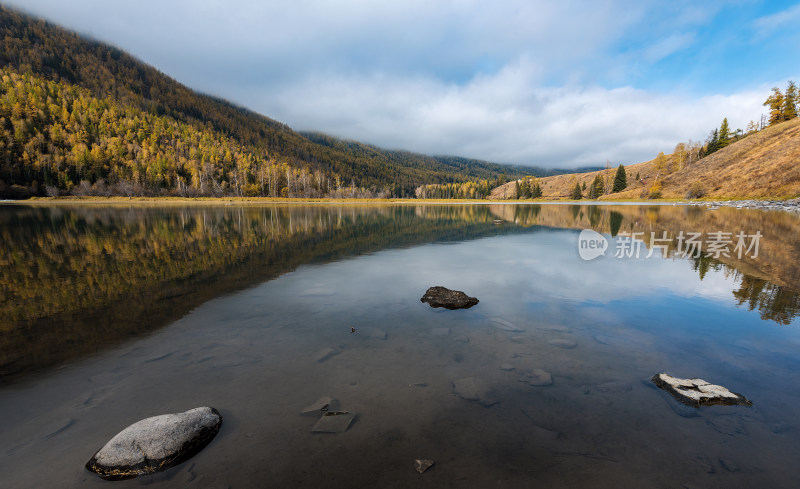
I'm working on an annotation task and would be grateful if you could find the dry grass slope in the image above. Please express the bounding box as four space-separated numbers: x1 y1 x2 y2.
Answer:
491 117 800 200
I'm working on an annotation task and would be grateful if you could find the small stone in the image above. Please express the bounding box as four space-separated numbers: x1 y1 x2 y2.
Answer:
454 335 470 343
489 318 525 332
499 363 515 371
548 338 577 349
421 286 479 310
519 369 553 386
85 407 222 480
414 459 434 473
301 397 339 416
453 377 497 406
651 373 752 408
315 347 339 363
312 412 356 433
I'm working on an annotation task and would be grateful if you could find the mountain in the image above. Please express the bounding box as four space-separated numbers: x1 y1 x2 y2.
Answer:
0 5 560 199
491 117 800 200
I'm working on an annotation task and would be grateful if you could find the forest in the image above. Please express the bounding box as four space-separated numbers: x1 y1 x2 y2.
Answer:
0 6 553 199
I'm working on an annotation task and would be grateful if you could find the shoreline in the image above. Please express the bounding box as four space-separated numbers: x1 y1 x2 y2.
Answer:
1 196 799 212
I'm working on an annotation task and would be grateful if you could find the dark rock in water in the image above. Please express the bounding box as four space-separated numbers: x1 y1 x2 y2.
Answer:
85 407 222 480
414 459 435 473
421 286 478 310
651 373 752 408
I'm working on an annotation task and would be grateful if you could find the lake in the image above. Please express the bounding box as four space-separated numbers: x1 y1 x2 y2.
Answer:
1 203 799 488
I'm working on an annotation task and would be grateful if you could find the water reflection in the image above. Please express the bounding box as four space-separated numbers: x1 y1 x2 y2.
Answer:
0 204 521 381
1 203 799 383
2 203 800 488
488 203 800 324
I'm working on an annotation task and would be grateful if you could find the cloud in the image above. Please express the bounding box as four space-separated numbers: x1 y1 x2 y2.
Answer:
257 60 766 167
753 3 800 38
640 33 697 64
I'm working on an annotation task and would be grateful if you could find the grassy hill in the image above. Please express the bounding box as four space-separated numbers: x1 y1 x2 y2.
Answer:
0 5 554 199
491 117 800 200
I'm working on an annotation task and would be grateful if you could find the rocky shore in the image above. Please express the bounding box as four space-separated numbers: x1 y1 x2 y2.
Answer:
679 198 800 213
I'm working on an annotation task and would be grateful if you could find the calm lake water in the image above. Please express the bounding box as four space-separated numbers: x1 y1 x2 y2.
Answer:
1 203 800 488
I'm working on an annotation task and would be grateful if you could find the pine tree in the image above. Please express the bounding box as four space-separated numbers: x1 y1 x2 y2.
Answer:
706 129 719 155
718 118 731 149
764 87 785 125
784 81 797 121
588 174 604 199
570 181 583 200
612 164 627 192
531 180 542 198
594 174 604 197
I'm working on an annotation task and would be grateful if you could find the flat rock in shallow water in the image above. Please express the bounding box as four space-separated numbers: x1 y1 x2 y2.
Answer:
421 286 478 310
489 318 525 332
453 377 497 407
85 407 222 480
312 411 356 433
315 347 339 363
301 397 339 416
519 369 553 386
651 373 752 408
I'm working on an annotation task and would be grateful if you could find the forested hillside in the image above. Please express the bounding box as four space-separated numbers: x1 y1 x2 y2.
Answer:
0 6 549 198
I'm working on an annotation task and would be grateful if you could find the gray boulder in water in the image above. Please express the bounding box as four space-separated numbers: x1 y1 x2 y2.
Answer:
651 373 752 408
85 407 222 480
421 286 479 310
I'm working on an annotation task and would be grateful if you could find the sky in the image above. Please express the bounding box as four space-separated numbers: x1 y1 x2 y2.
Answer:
7 0 800 168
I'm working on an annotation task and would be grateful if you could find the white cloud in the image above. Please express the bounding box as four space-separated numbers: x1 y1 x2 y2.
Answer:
257 61 766 166
753 3 800 38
